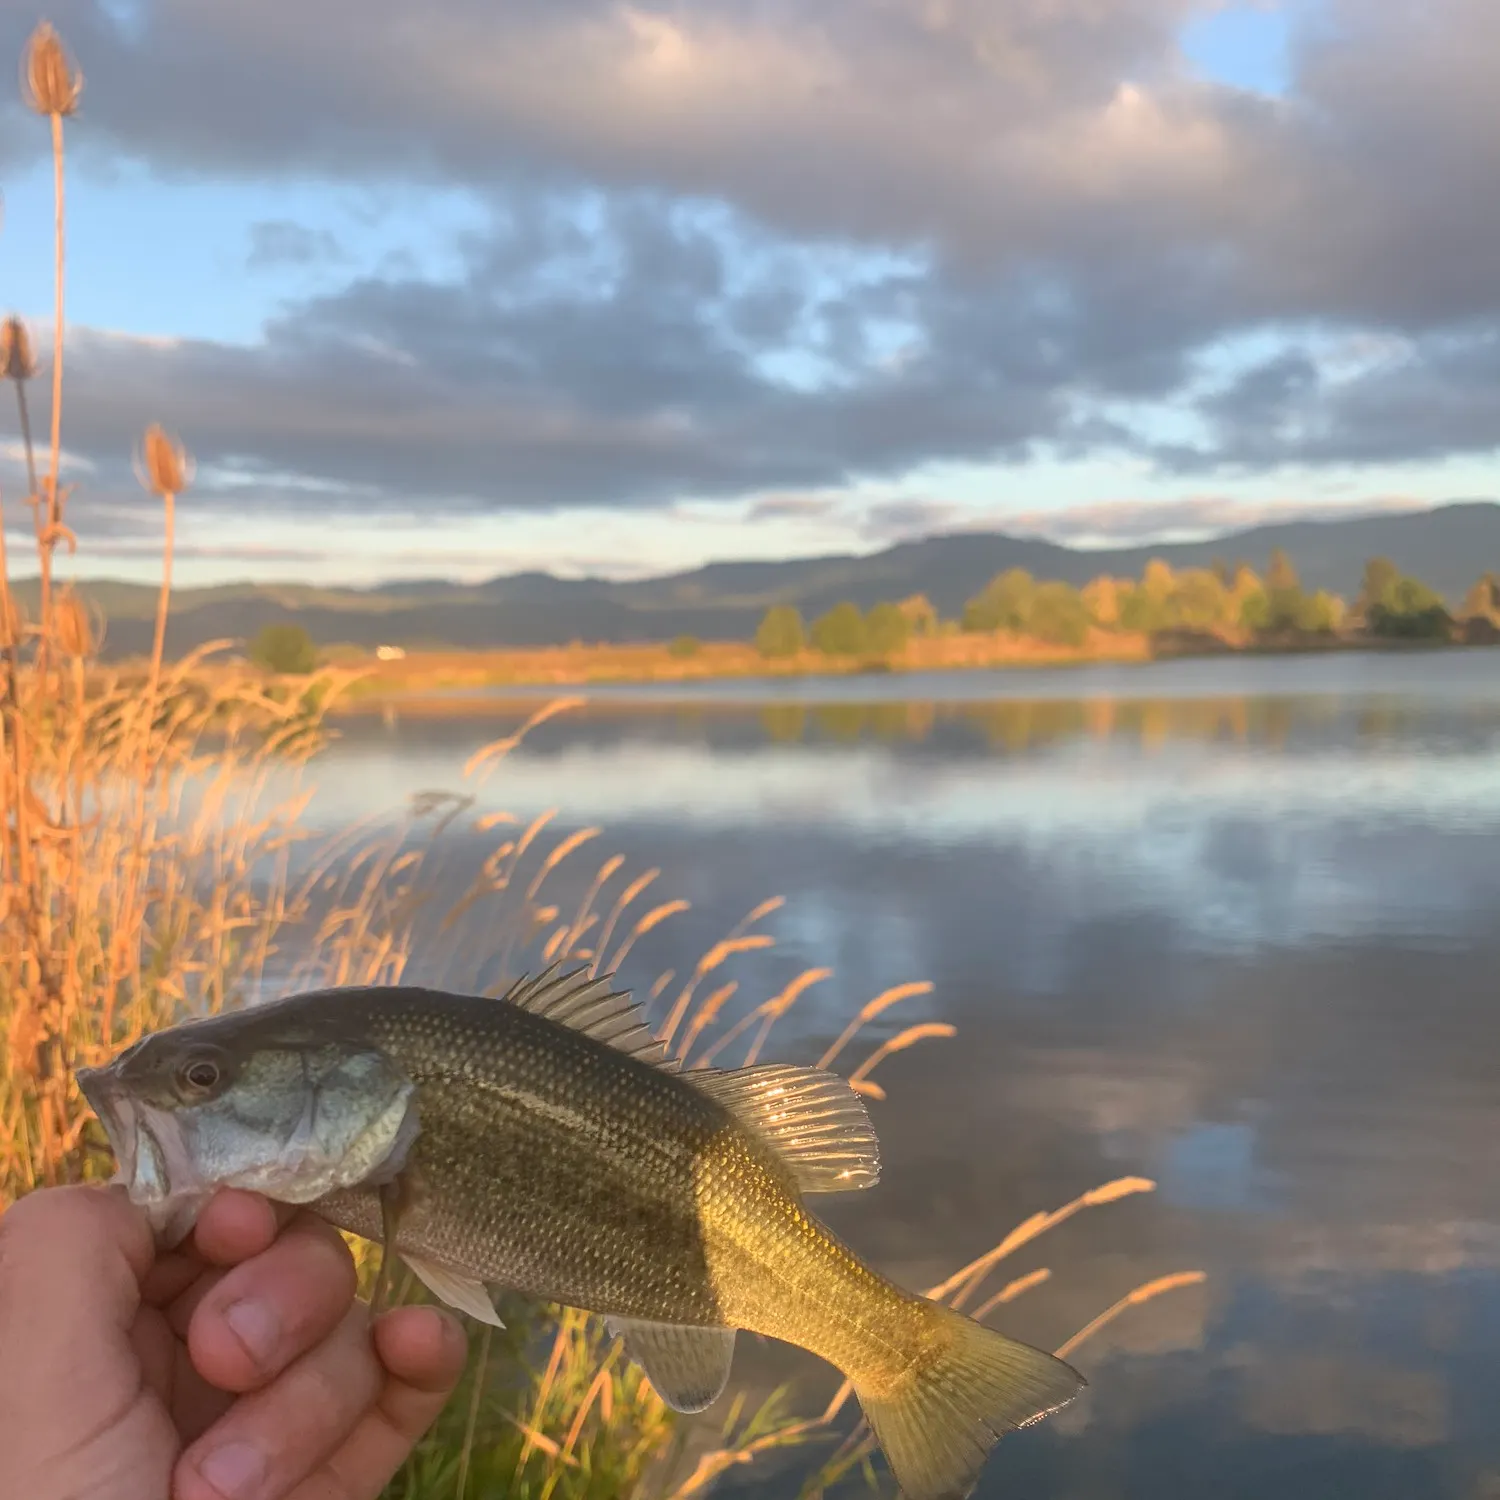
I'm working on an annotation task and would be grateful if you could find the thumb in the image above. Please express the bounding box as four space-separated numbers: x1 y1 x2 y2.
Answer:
0 1184 155 1372
0 1186 171 1500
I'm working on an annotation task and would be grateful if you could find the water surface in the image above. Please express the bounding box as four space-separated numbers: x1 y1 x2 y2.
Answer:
304 650 1500 1498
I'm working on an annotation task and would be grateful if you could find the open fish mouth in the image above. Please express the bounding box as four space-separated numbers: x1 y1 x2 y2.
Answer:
76 1064 137 1180
76 1063 213 1246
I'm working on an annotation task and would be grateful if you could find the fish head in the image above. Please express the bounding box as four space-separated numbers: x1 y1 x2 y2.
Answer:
77 1006 419 1245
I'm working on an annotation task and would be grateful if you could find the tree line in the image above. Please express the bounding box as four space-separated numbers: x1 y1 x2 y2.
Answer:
752 550 1498 659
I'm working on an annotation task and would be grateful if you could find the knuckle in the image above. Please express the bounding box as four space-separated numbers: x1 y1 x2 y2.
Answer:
298 1333 379 1434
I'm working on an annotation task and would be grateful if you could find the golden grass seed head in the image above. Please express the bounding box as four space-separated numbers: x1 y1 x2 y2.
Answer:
137 423 193 496
0 316 36 381
22 22 83 118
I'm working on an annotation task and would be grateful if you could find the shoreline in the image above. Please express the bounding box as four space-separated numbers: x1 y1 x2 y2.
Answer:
323 634 1498 718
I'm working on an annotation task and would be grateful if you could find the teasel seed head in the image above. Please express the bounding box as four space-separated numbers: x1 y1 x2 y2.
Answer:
53 586 96 659
137 424 193 497
0 316 36 382
22 22 83 118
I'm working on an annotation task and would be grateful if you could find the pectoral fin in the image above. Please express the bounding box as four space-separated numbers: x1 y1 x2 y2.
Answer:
369 1179 403 1316
361 1172 505 1327
604 1318 736 1413
403 1253 506 1328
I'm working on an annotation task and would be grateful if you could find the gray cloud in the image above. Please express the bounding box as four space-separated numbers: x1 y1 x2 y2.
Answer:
0 1 1498 521
1161 325 1500 473
246 219 349 270
856 497 964 543
744 493 842 522
30 190 1075 514
991 495 1435 547
13 0 1492 323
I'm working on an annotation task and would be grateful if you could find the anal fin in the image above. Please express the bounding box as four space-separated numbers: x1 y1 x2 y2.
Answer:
404 1252 507 1328
604 1317 735 1413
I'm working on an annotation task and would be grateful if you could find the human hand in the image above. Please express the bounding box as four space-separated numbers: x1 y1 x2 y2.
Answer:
0 1182 468 1500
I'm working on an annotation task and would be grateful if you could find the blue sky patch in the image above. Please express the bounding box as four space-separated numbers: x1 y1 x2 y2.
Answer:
1181 4 1293 96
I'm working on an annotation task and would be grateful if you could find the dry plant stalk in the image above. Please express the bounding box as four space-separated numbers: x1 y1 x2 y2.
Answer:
21 22 81 658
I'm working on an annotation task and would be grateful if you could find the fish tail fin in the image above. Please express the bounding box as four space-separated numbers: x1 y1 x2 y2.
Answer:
852 1299 1085 1500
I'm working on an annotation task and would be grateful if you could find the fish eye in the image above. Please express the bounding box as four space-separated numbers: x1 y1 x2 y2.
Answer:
178 1057 222 1093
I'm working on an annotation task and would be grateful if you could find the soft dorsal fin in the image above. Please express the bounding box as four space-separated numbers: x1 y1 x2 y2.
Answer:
690 1063 881 1193
501 964 680 1071
604 1317 736 1414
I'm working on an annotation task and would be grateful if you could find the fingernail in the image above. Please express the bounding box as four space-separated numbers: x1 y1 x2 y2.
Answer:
223 1298 279 1367
197 1440 266 1499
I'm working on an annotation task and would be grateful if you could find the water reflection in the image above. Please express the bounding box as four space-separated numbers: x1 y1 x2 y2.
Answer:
749 691 1500 753
300 655 1500 1497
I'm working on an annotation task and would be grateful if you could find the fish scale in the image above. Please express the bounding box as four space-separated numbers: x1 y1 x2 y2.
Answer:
77 967 1086 1500
317 991 733 1323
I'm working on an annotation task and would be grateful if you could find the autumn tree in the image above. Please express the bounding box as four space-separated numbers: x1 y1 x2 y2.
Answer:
1239 588 1270 632
251 623 316 674
1296 591 1344 634
1257 547 1316 631
1142 558 1175 601
1266 547 1300 592
1170 569 1232 631
1461 572 1500 623
962 568 1035 632
1359 557 1400 613
1366 573 1452 639
897 593 938 637
865 600 912 654
1026 582 1092 646
810 601 869 655
1230 563 1262 600
1080 576 1121 626
754 604 805 658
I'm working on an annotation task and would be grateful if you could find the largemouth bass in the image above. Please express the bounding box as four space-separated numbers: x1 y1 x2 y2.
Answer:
77 966 1084 1499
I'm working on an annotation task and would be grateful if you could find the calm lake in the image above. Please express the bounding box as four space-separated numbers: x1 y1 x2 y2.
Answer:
292 649 1500 1499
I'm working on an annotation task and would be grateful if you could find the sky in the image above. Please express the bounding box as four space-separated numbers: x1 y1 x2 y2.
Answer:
0 0 1499 586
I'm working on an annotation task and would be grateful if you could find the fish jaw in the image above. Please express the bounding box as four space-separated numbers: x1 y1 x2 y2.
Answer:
76 1063 137 1184
77 1062 214 1246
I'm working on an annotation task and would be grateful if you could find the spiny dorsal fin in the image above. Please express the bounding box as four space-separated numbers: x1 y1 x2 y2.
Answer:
690 1063 881 1193
501 964 680 1072
604 1317 736 1414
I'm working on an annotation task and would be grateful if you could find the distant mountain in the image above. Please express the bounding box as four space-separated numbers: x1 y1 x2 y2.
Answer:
18 501 1500 659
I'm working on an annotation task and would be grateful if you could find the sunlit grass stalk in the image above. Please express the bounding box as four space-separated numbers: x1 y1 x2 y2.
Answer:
455 1324 492 1500
43 105 64 634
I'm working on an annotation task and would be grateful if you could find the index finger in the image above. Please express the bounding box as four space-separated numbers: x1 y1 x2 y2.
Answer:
294 1307 468 1500
141 1190 298 1308
193 1190 297 1267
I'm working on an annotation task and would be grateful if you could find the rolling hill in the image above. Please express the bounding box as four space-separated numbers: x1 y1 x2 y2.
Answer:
16 501 1500 659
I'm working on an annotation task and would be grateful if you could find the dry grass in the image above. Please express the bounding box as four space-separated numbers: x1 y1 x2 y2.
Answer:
328 627 1155 705
0 22 1205 1500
